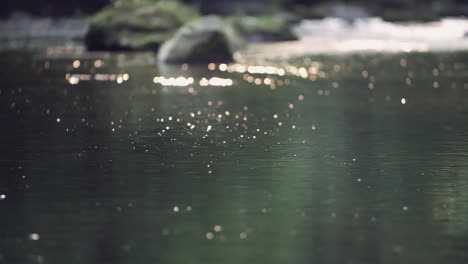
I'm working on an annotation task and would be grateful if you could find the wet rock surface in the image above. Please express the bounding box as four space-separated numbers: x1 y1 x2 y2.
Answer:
157 16 235 64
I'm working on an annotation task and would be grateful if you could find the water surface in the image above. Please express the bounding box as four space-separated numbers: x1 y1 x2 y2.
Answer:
1 50 468 264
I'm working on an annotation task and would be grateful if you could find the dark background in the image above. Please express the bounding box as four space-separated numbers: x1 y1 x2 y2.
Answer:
2 0 467 18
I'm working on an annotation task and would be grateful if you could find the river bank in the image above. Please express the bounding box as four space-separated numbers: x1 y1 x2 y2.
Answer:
2 15 468 60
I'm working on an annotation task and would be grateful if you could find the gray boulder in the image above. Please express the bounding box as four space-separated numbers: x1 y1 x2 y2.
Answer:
157 16 236 63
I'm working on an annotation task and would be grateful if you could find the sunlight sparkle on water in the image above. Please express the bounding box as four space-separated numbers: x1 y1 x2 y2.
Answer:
29 233 40 241
199 77 233 87
240 232 248 239
153 76 194 87
72 60 80 69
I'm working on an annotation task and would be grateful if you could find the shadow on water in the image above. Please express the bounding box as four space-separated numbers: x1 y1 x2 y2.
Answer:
1 50 468 264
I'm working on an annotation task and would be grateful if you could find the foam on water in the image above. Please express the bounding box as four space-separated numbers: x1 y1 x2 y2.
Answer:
293 17 468 53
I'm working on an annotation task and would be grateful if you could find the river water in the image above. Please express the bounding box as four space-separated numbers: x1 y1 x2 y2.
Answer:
1 49 468 264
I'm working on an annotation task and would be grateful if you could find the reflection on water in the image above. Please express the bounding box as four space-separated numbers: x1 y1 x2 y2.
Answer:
1 50 468 264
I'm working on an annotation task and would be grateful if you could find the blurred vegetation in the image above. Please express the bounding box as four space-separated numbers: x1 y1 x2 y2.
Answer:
86 0 200 51
2 0 467 21
108 0 200 22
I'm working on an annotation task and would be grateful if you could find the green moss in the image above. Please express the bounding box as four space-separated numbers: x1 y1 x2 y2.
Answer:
89 1 199 28
152 1 200 24
251 16 284 33
86 0 199 51
89 7 117 25
129 32 171 48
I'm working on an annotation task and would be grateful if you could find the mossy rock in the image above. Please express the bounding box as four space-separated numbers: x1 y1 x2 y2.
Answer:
85 0 199 51
158 16 237 63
